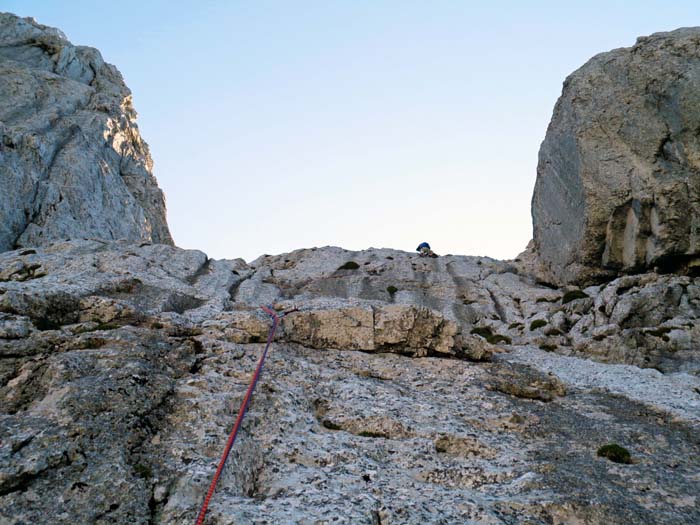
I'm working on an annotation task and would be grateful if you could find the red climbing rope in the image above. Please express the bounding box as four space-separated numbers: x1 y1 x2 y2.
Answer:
194 305 279 525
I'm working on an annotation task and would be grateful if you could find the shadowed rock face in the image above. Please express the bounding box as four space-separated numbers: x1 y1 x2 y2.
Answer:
0 12 172 252
532 27 700 285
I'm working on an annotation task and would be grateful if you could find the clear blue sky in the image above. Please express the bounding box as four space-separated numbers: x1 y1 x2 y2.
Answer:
4 1 699 261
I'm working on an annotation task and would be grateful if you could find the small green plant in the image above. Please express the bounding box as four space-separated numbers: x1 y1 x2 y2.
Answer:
530 319 547 331
597 443 632 464
134 463 153 478
386 285 398 295
487 334 512 345
562 289 589 304
508 322 524 330
74 337 107 350
337 261 360 271
470 326 494 339
539 343 557 352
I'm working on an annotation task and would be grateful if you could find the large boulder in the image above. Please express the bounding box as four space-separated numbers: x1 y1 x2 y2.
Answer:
532 28 700 285
0 13 172 252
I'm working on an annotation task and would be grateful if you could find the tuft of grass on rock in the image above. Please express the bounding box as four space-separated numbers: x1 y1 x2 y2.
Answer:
597 443 632 464
337 261 360 271
562 289 589 304
134 463 153 479
530 319 547 331
470 326 510 345
470 326 494 339
386 285 398 295
74 337 107 350
539 343 557 352
487 334 512 345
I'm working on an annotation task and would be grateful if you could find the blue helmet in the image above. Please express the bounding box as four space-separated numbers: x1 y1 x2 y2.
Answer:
416 242 431 251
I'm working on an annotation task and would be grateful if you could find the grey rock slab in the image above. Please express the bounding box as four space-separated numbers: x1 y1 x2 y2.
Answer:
153 344 700 524
506 345 700 424
0 12 172 252
0 241 699 524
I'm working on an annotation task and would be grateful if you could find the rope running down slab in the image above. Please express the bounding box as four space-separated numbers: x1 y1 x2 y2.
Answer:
194 305 279 525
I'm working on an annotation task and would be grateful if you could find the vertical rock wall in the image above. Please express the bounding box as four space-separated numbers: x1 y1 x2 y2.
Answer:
0 13 173 251
532 28 700 285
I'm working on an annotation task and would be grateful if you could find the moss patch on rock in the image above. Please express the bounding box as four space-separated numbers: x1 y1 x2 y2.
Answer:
530 319 547 331
470 326 494 339
337 261 360 271
562 289 589 304
487 334 512 345
597 443 632 464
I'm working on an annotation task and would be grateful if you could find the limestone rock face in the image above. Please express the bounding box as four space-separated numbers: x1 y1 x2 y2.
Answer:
532 28 700 285
3 13 700 525
1 242 699 524
0 13 172 252
282 301 457 356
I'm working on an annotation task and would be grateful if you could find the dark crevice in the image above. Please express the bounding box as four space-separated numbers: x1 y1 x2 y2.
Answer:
487 287 507 323
0 449 71 496
655 254 700 276
228 271 255 303
0 471 41 497
189 355 207 374
186 257 211 285
655 132 673 162
147 484 159 525
11 435 35 454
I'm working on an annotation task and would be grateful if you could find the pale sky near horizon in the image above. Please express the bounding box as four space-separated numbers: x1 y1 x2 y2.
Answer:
4 1 699 261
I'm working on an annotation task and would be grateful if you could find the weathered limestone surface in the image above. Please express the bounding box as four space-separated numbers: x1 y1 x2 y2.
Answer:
1 242 699 525
0 13 172 252
2 14 700 525
532 28 700 285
